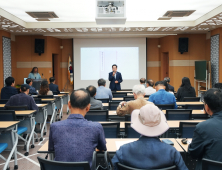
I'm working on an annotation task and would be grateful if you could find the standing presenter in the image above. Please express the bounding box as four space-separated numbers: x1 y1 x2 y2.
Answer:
108 64 123 91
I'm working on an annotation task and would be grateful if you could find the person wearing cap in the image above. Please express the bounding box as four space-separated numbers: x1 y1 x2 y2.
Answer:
4 84 38 110
116 84 153 116
112 104 188 170
148 81 177 109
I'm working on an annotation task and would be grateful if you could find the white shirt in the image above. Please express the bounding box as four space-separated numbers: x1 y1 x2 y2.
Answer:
145 86 156 95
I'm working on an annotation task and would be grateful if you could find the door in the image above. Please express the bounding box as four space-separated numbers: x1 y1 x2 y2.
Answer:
52 54 59 82
161 52 169 80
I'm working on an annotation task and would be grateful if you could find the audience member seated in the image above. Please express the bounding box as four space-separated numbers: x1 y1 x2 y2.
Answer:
49 77 60 94
38 80 53 95
4 84 38 110
176 77 196 101
86 85 103 110
188 88 222 170
140 78 146 88
145 79 156 95
164 77 174 92
214 83 222 89
26 78 38 95
112 104 188 170
148 81 177 109
116 84 153 116
95 78 113 100
48 89 107 167
163 80 174 95
1 76 18 99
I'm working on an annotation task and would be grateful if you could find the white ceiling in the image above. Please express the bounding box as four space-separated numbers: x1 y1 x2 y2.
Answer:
0 0 222 22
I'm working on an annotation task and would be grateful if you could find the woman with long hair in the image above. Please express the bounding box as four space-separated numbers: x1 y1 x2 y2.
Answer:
28 67 41 79
176 77 196 101
39 80 53 95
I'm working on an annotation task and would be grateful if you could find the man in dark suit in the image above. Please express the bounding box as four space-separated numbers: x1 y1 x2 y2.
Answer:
108 64 123 91
164 77 174 92
188 88 222 170
1 77 18 99
49 77 60 94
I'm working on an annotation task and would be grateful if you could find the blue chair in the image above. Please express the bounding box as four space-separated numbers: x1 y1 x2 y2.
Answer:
38 95 54 99
156 104 175 110
125 123 140 138
0 143 9 170
96 98 110 103
101 122 120 138
165 109 192 120
109 101 120 110
52 91 58 95
123 96 134 102
178 122 199 138
0 99 8 104
85 110 109 121
34 98 42 104
112 92 128 98
202 158 222 170
117 163 177 170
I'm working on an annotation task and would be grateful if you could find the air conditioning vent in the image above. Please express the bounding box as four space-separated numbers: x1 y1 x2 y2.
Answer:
36 18 50 21
26 12 58 18
163 10 195 17
158 17 171 20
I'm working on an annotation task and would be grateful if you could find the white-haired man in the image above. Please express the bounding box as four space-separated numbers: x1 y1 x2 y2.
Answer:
116 84 153 116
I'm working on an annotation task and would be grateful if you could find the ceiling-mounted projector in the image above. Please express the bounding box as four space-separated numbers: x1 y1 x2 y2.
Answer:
95 0 126 25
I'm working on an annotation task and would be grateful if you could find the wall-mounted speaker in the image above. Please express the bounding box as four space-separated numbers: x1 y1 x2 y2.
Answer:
178 38 188 54
35 39 45 55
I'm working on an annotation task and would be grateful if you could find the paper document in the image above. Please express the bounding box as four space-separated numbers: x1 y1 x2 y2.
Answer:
115 140 135 150
187 140 192 144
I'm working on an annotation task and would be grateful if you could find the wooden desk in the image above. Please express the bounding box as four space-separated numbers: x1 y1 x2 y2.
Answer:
15 110 36 116
0 121 20 170
127 93 133 96
60 92 70 94
176 138 192 152
103 103 109 107
41 98 56 101
176 102 203 105
162 110 205 115
109 111 117 115
36 104 48 107
38 138 183 154
112 98 123 101
0 121 19 129
0 104 5 107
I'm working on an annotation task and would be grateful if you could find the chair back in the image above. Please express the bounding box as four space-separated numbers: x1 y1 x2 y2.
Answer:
37 156 91 170
183 97 200 102
112 92 128 98
109 101 120 110
85 110 108 121
0 110 16 121
117 163 177 170
90 107 102 110
5 106 28 111
144 95 150 98
179 122 199 138
52 91 58 95
123 96 134 102
125 115 131 121
38 95 54 99
96 98 109 103
101 123 120 138
156 104 174 110
0 99 8 104
165 109 192 120
104 151 114 170
185 104 204 110
34 98 42 104
202 158 222 170
125 123 140 138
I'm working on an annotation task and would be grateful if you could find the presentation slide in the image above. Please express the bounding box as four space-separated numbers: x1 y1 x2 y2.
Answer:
73 38 146 89
81 47 139 80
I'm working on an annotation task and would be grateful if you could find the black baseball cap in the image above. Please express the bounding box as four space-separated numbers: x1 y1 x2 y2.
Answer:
21 84 30 91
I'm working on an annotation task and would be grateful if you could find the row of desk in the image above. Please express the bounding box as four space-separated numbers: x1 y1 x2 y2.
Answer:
0 92 70 170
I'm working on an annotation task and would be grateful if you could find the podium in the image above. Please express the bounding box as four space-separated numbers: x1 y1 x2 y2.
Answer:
32 79 47 90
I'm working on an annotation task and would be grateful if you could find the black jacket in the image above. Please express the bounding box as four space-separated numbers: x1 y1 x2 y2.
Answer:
188 111 222 170
176 86 196 101
168 84 174 92
1 86 18 99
